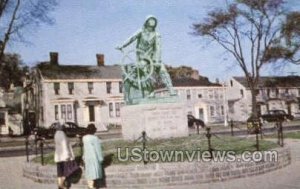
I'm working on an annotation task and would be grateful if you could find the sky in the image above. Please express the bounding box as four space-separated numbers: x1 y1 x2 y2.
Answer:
7 0 300 82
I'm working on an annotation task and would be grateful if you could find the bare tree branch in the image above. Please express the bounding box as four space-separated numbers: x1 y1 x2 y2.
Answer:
0 0 20 61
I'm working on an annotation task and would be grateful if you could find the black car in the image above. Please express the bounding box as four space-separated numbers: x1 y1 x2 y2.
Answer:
35 122 88 138
187 115 205 128
261 110 294 122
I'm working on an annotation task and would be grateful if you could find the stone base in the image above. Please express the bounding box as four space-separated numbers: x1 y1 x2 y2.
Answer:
121 102 188 140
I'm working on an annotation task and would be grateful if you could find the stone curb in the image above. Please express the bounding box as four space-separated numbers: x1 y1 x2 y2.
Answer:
23 146 291 188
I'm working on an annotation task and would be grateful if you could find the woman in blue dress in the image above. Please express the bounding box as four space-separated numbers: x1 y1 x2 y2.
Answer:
82 124 103 189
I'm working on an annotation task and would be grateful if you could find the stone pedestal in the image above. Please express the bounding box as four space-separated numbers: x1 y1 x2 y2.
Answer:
121 103 188 140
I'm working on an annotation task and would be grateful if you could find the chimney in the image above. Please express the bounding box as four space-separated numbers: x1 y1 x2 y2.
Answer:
50 52 59 65
96 54 104 66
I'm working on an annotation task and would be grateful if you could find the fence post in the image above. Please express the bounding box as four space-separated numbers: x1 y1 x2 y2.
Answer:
141 131 147 164
142 131 146 151
25 136 29 162
35 134 38 157
206 127 213 159
255 121 260 151
230 120 234 136
79 135 83 157
277 121 284 147
40 139 44 166
277 121 280 145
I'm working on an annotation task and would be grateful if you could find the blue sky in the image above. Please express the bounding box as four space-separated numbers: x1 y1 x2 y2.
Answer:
7 0 300 82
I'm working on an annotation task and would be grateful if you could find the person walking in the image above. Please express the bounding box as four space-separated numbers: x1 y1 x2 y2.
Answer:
54 121 74 189
82 124 103 189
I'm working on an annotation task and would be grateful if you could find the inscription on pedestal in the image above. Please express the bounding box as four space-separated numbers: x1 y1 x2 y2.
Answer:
121 103 188 140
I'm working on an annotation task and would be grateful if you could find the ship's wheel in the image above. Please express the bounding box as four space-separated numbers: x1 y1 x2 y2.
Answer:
121 49 154 90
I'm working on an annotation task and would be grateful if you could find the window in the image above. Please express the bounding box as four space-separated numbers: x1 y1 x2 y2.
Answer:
67 105 72 120
229 102 234 114
0 112 5 125
267 89 270 97
88 82 93 94
109 103 114 117
209 90 213 99
115 102 120 117
40 107 44 121
240 89 244 98
210 106 215 117
254 89 259 96
285 89 289 94
61 105 66 119
88 105 95 122
68 82 74 95
54 105 59 120
298 89 300 97
186 89 191 100
198 94 202 98
214 91 219 99
119 82 123 93
221 105 224 116
54 82 60 95
275 88 279 97
106 82 112 94
230 80 233 87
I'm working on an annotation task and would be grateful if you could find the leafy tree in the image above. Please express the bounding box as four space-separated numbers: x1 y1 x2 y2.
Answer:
0 53 28 91
0 0 57 62
192 0 300 118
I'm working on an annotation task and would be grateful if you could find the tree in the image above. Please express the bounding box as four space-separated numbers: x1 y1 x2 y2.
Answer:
192 0 300 118
0 0 57 62
0 53 28 91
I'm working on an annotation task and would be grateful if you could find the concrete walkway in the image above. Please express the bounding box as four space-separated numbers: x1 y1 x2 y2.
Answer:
1 139 300 189
0 156 57 189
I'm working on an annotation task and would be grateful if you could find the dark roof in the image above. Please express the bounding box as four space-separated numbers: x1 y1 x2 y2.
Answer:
172 78 221 87
37 63 122 80
234 76 300 88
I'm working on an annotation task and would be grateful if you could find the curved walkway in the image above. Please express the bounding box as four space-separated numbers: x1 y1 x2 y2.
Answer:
0 139 300 189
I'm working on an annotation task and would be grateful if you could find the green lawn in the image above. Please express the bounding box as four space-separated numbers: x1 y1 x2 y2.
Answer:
0 140 26 148
267 131 300 139
34 135 278 165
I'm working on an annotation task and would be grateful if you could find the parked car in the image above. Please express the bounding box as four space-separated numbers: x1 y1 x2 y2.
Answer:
35 122 88 138
187 115 205 128
261 110 294 122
